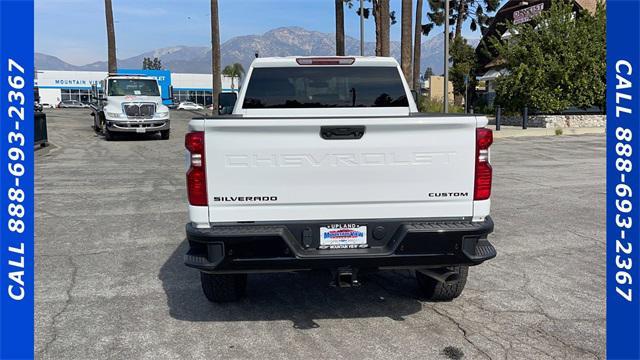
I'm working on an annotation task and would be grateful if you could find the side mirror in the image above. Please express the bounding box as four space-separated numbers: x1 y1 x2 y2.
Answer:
163 85 175 102
218 92 237 115
90 84 97 101
410 89 418 102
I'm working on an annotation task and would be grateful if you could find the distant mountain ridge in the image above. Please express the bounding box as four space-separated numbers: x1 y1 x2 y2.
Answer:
36 26 479 75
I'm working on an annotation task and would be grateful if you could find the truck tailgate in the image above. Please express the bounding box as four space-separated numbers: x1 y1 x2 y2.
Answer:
203 116 477 222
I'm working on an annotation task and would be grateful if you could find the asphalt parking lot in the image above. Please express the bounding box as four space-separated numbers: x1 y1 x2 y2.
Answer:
35 108 605 360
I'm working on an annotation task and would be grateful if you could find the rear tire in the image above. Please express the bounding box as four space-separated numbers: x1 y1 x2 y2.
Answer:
200 273 247 303
416 266 468 301
160 129 170 140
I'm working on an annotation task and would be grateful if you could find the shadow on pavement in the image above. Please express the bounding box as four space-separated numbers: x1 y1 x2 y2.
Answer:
104 132 166 141
159 241 425 328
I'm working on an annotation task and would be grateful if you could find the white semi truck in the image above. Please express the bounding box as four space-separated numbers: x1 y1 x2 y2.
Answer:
183 56 496 302
90 74 171 140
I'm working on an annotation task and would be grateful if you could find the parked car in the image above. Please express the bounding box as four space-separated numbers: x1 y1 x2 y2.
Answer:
183 56 496 303
177 101 204 110
41 103 55 109
59 100 89 108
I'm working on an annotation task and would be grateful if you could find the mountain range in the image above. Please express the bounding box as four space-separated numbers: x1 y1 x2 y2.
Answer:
36 26 479 75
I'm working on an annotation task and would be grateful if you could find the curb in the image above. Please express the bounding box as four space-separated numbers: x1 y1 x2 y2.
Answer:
489 126 605 139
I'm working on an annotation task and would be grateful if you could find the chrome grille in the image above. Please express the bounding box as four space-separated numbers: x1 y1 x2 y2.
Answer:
123 103 156 118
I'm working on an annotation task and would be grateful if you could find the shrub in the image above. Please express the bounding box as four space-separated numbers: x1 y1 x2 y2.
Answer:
418 97 465 113
491 1 606 113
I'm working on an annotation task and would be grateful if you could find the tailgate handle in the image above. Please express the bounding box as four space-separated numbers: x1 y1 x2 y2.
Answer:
320 126 366 140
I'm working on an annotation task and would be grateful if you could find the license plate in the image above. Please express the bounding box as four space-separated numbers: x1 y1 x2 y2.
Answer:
136 128 146 133
319 224 367 249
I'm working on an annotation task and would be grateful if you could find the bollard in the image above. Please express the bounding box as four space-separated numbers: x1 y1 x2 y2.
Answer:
522 106 528 129
495 106 501 131
35 111 48 147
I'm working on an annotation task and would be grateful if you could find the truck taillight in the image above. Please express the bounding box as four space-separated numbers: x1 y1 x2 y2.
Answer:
474 128 493 201
185 131 207 206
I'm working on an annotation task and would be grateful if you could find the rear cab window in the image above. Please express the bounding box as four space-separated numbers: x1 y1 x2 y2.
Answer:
242 66 409 109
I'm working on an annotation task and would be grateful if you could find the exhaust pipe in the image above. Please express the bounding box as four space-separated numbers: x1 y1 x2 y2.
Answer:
417 269 460 284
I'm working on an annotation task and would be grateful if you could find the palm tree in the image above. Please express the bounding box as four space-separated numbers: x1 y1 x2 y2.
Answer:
347 0 393 56
335 0 345 56
413 0 424 90
400 0 412 85
374 0 391 56
211 0 222 114
423 0 499 40
222 63 245 90
104 0 117 73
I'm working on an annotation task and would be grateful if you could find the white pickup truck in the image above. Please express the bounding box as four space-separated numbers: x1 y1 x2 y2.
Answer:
90 74 171 140
184 56 496 302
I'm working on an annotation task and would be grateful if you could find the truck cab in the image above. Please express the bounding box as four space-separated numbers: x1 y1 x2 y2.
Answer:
184 56 496 302
91 74 171 140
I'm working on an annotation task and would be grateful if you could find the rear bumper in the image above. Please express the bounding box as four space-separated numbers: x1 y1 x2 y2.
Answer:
185 217 496 273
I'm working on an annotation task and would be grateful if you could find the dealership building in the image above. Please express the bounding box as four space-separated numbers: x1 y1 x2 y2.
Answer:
35 69 237 106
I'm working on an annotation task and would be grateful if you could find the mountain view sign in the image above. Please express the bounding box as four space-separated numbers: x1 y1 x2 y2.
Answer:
513 3 544 25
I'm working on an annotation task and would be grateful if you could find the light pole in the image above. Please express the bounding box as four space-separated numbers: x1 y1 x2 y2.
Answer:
464 73 468 113
360 0 364 56
443 0 449 113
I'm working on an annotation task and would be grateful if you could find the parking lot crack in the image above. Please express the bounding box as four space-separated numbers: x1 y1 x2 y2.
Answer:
430 306 493 360
39 255 78 358
565 229 604 244
37 242 179 258
518 271 602 359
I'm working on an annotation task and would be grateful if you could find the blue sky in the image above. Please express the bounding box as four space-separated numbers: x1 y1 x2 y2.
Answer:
36 0 492 65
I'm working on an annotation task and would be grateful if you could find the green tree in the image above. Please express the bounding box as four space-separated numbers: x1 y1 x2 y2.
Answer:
222 63 245 90
449 37 477 103
142 57 163 70
423 0 499 39
492 0 606 112
152 57 162 69
424 67 434 78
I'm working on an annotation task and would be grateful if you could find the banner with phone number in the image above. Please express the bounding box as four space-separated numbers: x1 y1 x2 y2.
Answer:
0 0 35 359
607 0 640 359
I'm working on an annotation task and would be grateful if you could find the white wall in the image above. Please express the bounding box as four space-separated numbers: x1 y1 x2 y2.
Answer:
35 70 236 105
171 73 238 92
36 70 107 89
38 88 62 106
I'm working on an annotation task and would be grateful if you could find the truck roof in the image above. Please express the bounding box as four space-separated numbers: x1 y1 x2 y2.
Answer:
251 56 399 68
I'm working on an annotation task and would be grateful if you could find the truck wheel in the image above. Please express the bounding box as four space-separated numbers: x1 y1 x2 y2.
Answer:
200 273 247 303
104 127 114 141
160 129 170 140
92 114 101 133
416 266 468 301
